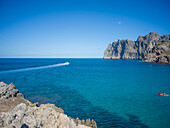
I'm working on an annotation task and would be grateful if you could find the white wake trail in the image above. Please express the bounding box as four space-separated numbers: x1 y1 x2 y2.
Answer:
0 62 70 73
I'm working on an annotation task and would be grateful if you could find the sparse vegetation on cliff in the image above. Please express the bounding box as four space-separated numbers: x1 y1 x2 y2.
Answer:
104 32 170 63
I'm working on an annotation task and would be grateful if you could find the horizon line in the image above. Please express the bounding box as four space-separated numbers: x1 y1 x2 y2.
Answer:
0 57 104 59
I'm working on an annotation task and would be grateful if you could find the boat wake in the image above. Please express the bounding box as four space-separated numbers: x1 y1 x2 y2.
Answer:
0 62 70 73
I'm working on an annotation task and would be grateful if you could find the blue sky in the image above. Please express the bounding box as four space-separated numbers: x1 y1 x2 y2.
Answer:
0 0 170 58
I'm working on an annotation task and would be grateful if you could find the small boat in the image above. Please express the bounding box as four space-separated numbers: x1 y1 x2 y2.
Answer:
158 93 169 96
64 62 70 65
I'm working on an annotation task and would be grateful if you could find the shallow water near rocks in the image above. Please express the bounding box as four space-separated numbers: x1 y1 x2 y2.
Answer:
0 58 170 128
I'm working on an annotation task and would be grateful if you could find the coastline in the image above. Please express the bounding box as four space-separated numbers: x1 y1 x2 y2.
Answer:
104 32 170 64
0 82 97 128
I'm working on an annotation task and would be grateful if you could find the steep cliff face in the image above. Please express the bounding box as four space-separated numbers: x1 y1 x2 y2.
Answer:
104 39 137 59
142 41 170 63
104 32 170 62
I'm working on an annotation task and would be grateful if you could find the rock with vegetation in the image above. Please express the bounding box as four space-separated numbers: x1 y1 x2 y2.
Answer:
104 32 170 63
142 41 170 63
0 82 97 128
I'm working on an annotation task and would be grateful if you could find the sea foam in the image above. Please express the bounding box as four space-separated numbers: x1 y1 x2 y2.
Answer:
0 62 70 73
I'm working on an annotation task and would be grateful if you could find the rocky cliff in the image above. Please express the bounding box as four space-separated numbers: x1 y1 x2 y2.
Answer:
0 82 97 128
104 32 170 63
142 41 170 63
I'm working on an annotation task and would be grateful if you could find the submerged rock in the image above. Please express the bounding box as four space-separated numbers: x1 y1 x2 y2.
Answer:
0 82 97 128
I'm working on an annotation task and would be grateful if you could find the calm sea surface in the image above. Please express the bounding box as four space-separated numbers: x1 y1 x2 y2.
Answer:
0 58 170 128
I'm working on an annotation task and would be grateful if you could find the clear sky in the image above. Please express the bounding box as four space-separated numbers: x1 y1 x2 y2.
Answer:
0 0 170 58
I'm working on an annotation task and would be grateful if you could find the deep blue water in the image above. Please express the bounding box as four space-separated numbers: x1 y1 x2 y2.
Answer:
0 58 170 128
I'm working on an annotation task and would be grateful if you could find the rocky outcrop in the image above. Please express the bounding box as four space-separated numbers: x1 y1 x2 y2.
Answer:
104 32 170 63
0 82 38 114
104 39 138 59
0 82 97 128
142 41 170 63
0 82 24 99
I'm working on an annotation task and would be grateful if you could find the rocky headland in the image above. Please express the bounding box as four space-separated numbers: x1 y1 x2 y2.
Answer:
104 32 170 63
0 82 97 128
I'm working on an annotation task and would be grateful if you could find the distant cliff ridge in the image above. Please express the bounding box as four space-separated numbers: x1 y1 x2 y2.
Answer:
104 32 170 63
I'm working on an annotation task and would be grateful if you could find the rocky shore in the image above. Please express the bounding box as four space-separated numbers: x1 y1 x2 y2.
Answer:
0 82 97 128
104 32 170 64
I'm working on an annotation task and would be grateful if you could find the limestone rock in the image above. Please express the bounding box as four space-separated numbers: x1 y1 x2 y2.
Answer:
0 82 24 99
0 82 37 114
104 32 170 63
0 103 94 128
0 82 97 128
142 41 170 63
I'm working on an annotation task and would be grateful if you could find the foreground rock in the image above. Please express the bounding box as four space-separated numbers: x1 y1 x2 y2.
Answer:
0 82 97 128
0 82 36 113
104 32 170 63
0 82 24 99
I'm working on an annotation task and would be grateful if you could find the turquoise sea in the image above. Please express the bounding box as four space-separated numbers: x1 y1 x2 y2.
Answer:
0 58 170 128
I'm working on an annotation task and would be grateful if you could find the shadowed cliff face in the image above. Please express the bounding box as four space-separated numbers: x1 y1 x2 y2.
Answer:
142 41 170 63
104 32 170 63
